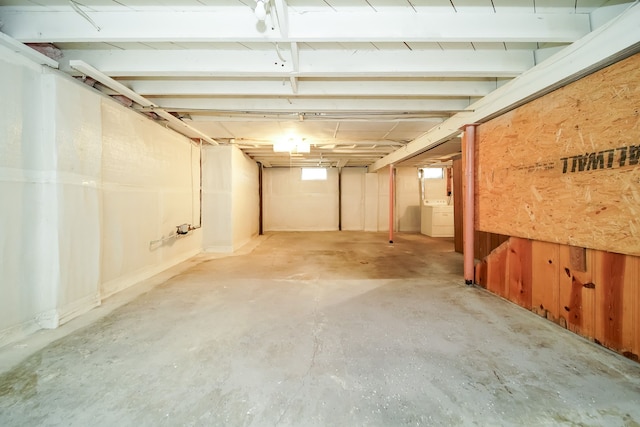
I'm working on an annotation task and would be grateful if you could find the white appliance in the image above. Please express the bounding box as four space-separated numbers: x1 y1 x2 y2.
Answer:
421 201 454 237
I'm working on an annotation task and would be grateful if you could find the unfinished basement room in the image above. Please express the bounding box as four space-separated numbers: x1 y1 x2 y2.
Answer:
1 1 639 426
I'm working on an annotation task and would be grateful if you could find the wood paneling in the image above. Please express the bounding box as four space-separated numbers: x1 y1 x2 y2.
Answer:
508 237 532 310
475 53 640 256
475 259 488 288
594 252 638 360
559 246 596 339
482 237 640 362
475 231 509 261
486 240 509 299
531 241 560 322
635 256 640 361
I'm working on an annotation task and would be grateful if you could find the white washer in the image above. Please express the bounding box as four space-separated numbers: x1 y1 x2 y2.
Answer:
421 204 454 237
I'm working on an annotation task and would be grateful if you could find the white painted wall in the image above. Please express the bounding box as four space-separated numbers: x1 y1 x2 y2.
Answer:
341 168 366 231
264 168 339 231
377 168 391 231
202 145 233 252
396 167 421 232
371 167 420 232
364 173 379 232
0 46 202 346
202 145 259 252
232 147 260 249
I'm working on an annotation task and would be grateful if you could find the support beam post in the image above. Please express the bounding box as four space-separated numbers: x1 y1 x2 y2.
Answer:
463 124 479 285
389 164 394 244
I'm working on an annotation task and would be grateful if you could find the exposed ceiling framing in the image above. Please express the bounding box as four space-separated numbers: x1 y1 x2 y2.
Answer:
0 0 637 169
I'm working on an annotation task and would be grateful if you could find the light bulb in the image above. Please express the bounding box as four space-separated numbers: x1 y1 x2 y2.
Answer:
255 0 267 21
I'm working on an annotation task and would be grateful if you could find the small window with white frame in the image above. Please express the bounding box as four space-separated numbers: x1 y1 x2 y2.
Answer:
420 167 444 179
301 168 327 181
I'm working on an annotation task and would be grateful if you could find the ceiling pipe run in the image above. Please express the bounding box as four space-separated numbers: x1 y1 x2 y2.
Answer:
69 60 218 145
463 124 479 285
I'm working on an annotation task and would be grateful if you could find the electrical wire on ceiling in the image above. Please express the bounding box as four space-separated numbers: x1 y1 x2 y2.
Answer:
275 42 287 63
69 0 101 31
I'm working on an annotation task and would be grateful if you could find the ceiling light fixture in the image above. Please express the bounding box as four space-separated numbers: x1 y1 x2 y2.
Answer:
254 0 268 21
273 137 310 154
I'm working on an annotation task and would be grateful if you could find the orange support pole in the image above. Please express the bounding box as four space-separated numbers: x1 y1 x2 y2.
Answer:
463 124 479 285
389 164 394 244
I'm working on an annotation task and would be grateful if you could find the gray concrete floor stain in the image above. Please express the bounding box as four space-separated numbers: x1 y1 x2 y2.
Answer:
1 232 639 426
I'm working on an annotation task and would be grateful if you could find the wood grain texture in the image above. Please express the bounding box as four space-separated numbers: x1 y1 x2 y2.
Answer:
475 259 487 288
508 237 532 309
531 240 560 322
594 251 626 351
486 240 510 298
483 237 639 362
475 53 640 256
559 246 595 339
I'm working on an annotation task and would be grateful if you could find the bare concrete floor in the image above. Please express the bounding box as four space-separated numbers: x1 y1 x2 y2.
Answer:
1 232 640 426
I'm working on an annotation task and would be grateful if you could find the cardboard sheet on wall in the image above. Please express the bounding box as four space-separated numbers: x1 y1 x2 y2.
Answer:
476 53 640 256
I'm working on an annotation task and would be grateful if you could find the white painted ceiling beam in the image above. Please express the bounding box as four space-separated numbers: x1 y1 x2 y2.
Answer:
0 11 589 43
59 49 533 77
186 114 446 122
144 97 472 113
369 2 640 172
232 139 406 146
115 78 498 97
0 31 58 68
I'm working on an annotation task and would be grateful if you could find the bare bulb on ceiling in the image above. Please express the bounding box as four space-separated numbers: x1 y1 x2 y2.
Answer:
255 0 267 21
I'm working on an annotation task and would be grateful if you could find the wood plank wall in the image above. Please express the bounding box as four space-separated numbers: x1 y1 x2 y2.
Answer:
471 53 640 363
476 238 640 362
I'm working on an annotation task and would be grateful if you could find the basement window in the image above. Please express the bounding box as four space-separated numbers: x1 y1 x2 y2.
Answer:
420 167 444 179
301 168 327 181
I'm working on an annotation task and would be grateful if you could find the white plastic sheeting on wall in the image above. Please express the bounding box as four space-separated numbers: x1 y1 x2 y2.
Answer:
100 99 202 298
0 45 203 346
53 75 103 323
202 145 259 252
0 50 60 343
264 168 339 231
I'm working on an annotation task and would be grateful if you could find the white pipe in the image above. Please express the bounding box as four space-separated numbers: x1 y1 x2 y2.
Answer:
69 60 218 145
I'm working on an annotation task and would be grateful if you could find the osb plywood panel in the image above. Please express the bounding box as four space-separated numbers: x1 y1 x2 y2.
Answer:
476 53 640 256
531 240 560 322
